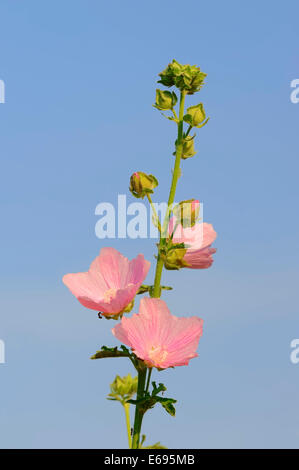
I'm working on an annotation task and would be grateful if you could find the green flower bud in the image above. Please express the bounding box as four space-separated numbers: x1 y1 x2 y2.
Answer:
183 103 206 127
129 171 158 199
107 373 138 405
158 59 183 87
173 199 200 228
158 60 207 94
154 89 177 111
182 136 197 159
162 246 188 270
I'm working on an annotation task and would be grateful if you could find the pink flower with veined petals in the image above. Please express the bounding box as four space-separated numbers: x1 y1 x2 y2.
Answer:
168 217 217 269
112 298 203 369
63 247 150 317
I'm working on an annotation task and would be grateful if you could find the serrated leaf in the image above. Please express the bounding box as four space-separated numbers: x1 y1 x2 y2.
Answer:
156 397 177 416
91 345 133 360
152 381 167 396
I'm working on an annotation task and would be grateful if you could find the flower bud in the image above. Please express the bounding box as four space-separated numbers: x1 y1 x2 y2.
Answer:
107 374 138 404
183 103 206 127
158 59 182 87
162 246 188 270
173 199 200 228
129 171 158 199
182 136 197 159
154 89 177 111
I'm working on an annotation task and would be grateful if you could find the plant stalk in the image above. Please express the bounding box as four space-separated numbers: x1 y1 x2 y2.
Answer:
151 90 186 299
131 366 147 449
124 403 132 449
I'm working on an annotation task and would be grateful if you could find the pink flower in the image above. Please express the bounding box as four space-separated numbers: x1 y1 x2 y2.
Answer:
168 218 217 269
112 298 203 369
63 247 150 317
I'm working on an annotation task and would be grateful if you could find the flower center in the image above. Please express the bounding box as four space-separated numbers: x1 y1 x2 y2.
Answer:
103 288 118 303
148 345 168 367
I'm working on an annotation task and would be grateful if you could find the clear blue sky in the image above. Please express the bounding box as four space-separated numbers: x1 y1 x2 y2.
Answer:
0 0 299 449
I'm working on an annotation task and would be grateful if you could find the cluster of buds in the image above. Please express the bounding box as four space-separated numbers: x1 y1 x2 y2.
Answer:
158 59 207 95
107 373 138 405
129 171 158 199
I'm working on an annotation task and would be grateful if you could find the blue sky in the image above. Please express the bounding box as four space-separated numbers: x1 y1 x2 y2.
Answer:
0 0 299 448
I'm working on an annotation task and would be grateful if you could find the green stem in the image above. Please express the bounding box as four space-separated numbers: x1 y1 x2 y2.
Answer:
147 193 162 233
145 368 153 394
124 403 132 449
185 124 192 137
131 91 187 448
151 90 186 299
131 366 147 449
166 90 186 211
151 255 164 298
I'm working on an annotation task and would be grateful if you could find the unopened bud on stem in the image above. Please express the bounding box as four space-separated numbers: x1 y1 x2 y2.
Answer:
154 89 177 111
173 199 200 227
129 171 158 199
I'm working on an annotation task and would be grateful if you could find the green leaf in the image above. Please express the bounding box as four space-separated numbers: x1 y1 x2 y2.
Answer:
129 381 177 417
90 345 133 360
152 381 167 396
155 396 177 416
137 285 150 295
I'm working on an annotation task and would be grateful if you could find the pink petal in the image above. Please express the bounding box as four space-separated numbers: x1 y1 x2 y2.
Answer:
112 298 203 369
63 248 150 314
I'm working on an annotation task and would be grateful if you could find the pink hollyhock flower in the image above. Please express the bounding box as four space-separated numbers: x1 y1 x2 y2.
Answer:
63 247 150 317
167 217 217 269
112 298 203 369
